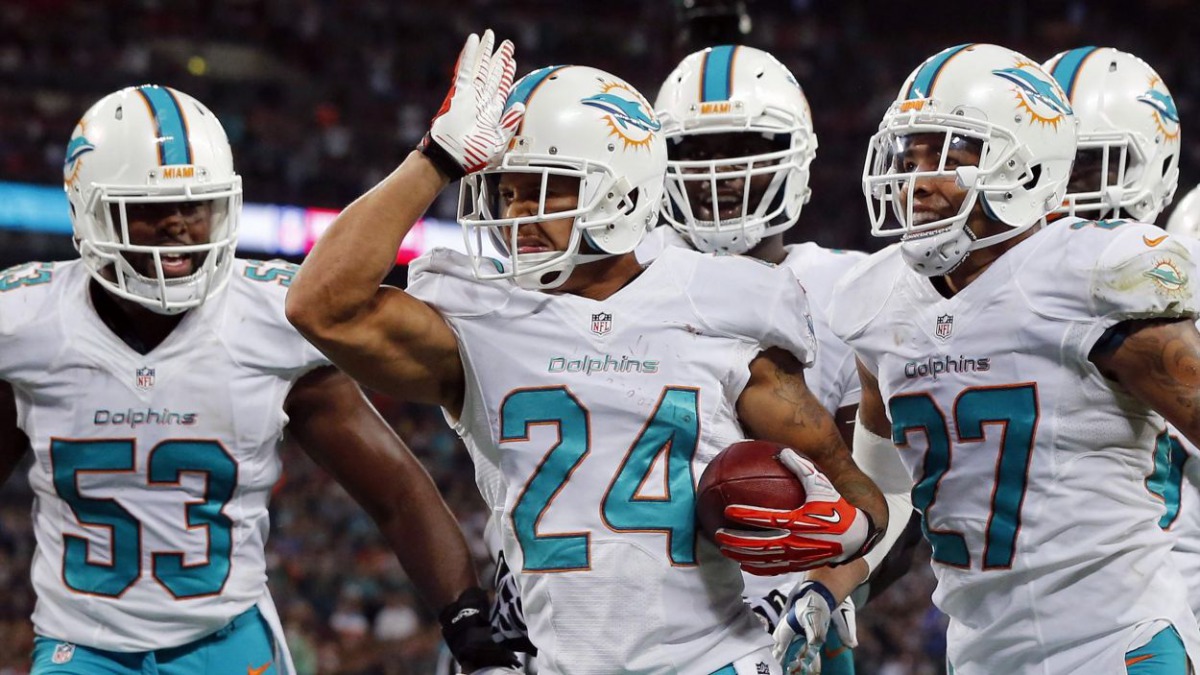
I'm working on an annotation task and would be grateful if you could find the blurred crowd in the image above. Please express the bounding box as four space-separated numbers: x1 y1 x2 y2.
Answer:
1 0 1198 672
1 1 1198 252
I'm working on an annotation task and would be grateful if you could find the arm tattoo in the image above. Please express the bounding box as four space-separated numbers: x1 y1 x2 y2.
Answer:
753 349 885 514
1103 319 1200 433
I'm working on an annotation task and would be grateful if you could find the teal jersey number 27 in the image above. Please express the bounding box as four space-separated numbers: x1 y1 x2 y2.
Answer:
501 386 701 572
889 384 1039 569
51 439 237 598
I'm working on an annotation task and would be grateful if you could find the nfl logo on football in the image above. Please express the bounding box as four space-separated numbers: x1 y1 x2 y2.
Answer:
591 312 613 336
52 643 75 665
135 366 156 390
935 314 954 340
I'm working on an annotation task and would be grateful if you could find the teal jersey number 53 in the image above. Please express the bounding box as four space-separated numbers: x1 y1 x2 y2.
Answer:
51 438 237 598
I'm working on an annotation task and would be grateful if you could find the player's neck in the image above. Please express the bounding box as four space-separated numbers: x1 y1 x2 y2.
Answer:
89 280 187 354
746 235 788 265
555 253 646 301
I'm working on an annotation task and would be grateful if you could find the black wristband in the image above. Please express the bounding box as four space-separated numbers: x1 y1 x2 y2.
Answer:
418 132 467 181
438 587 519 671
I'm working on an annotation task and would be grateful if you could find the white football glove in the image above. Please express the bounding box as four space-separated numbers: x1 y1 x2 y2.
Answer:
772 580 858 675
458 668 525 675
418 29 524 179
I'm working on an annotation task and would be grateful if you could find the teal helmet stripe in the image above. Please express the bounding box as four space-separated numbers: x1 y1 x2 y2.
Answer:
906 44 974 99
701 45 737 102
1048 46 1099 101
136 86 192 165
506 65 568 110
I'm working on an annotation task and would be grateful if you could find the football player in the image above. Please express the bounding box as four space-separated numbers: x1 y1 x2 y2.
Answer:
0 86 513 674
286 30 888 674
1044 46 1181 223
833 43 1200 673
1044 47 1199 627
647 45 916 675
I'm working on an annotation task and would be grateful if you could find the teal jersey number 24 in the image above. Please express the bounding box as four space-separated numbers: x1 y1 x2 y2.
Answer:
501 386 701 572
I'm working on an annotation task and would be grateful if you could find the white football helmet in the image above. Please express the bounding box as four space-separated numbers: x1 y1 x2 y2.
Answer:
1044 47 1181 222
654 45 816 253
459 65 667 289
863 44 1077 276
1166 184 1200 238
65 85 241 314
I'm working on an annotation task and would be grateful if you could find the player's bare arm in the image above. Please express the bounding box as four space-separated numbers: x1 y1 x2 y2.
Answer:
285 155 465 411
1091 317 1200 444
284 366 517 671
0 381 29 486
781 360 900 602
737 347 888 531
284 366 476 608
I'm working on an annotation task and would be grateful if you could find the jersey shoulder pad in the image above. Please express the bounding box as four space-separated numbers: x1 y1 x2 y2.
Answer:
228 258 329 375
406 247 515 318
0 260 71 336
1017 219 1196 323
672 248 816 364
783 242 870 312
1091 222 1196 321
634 225 690 264
827 244 905 343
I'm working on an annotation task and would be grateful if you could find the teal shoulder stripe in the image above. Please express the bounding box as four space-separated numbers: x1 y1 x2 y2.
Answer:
906 44 973 99
701 45 737 102
137 86 192 166
1048 46 1099 101
506 65 567 109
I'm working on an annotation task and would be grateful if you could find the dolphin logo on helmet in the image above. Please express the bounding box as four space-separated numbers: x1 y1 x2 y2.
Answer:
991 67 1073 117
581 93 662 133
1137 89 1180 124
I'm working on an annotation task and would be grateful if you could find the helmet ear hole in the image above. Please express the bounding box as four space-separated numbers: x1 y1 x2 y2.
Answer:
1022 164 1043 190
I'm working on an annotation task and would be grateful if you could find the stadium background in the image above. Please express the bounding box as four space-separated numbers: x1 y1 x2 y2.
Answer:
0 0 1196 672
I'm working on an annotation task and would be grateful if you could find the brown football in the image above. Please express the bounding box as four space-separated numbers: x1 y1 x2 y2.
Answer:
696 440 808 542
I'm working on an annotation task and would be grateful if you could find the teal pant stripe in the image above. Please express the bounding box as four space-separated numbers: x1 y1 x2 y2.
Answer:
709 666 738 675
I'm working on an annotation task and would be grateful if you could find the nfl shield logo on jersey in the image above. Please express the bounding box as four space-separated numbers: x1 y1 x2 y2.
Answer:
135 366 155 390
935 314 954 340
591 312 613 336
52 643 75 664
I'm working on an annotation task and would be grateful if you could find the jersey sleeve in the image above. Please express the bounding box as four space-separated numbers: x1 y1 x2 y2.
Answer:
685 251 817 366
406 247 515 318
229 260 331 379
0 262 66 385
1083 225 1198 355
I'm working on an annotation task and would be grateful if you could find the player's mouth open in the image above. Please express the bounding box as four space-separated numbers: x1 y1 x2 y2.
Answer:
159 251 195 276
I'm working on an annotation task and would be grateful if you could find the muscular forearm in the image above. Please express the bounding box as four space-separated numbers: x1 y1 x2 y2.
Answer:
739 350 889 537
288 151 448 328
373 480 479 611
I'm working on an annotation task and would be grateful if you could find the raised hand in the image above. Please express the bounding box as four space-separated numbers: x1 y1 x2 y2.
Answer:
418 29 524 179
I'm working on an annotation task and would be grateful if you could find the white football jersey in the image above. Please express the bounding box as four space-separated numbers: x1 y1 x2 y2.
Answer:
0 259 327 652
831 219 1200 674
409 246 816 675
